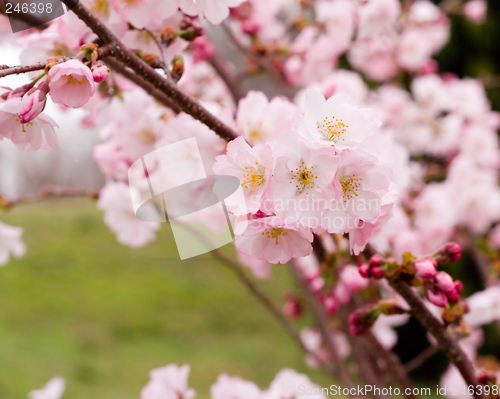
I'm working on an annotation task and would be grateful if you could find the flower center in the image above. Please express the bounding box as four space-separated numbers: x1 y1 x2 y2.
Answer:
289 162 318 194
13 115 33 132
67 75 84 85
340 175 362 202
262 227 289 245
241 163 266 193
317 116 348 143
139 129 157 144
91 0 110 15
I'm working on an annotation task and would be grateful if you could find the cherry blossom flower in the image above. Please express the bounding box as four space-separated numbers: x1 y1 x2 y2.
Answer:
213 136 273 215
323 149 392 235
141 364 196 399
236 91 297 145
0 222 27 266
0 97 59 152
235 216 313 264
211 374 263 399
296 90 378 149
265 369 327 399
28 377 65 399
262 132 339 226
97 182 160 248
48 60 95 109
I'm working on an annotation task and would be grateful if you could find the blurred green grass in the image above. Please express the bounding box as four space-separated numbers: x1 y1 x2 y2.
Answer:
0 199 330 399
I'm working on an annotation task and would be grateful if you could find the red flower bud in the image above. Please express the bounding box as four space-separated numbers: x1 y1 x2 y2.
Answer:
371 266 386 279
369 254 385 267
358 264 370 278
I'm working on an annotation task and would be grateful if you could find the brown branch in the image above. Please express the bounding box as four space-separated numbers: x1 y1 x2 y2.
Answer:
1 187 98 208
404 345 439 373
338 308 389 399
104 58 181 113
0 63 46 79
363 331 417 398
209 53 245 103
60 0 239 142
290 262 356 391
388 277 485 399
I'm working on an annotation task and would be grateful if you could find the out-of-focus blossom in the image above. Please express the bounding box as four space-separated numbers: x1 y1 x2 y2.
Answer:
236 91 297 145
28 377 66 399
98 182 160 248
463 0 487 23
0 222 27 266
265 369 327 399
0 97 59 152
211 374 263 399
141 364 196 399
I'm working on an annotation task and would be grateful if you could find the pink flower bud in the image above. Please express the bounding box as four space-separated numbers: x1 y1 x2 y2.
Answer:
359 264 370 278
425 287 448 307
446 288 460 305
454 280 463 294
436 242 462 263
435 272 455 293
284 294 302 318
414 259 437 279
48 59 95 109
323 295 338 315
371 266 386 279
348 304 380 335
92 63 109 83
463 0 487 23
18 86 47 124
369 254 385 267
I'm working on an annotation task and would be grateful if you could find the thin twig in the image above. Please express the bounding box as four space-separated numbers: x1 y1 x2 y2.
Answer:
0 63 46 79
388 277 485 399
209 53 245 103
363 331 417 398
60 0 239 142
404 345 439 373
1 187 98 208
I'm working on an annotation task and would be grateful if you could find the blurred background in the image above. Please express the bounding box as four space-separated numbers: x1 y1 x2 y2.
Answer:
1 0 500 398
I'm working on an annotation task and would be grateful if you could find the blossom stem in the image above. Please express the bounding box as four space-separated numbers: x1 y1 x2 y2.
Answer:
388 277 485 399
60 0 240 142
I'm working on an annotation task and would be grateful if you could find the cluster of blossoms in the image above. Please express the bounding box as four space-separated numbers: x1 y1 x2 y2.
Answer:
29 365 327 399
216 89 397 263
